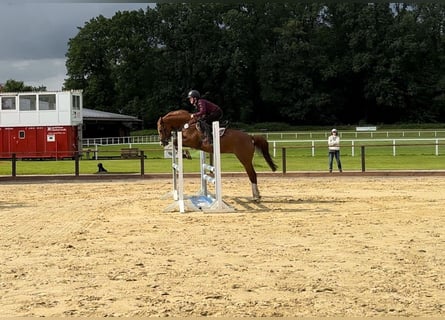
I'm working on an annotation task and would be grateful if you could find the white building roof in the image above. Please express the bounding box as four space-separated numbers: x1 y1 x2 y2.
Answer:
83 108 141 122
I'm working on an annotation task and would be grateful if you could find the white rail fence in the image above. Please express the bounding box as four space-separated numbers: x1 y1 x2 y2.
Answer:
82 135 159 147
83 130 445 147
254 130 445 140
271 138 445 157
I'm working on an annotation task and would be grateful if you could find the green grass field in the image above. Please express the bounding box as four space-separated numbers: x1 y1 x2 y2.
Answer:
1 132 445 176
1 128 445 176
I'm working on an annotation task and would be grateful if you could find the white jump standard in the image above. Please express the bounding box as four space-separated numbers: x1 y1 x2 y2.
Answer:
163 130 188 213
189 121 234 212
164 121 234 213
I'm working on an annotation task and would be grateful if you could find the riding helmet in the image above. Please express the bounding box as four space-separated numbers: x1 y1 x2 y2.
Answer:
187 90 200 99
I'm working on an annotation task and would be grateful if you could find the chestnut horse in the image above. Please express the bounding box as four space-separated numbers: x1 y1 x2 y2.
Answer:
157 109 277 200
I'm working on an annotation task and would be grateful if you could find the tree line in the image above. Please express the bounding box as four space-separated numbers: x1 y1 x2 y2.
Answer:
62 3 445 129
1 80 46 93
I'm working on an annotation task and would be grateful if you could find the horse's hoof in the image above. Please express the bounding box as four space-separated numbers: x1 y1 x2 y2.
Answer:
253 196 261 203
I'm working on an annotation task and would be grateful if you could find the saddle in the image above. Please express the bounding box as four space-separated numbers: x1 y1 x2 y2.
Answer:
195 120 228 137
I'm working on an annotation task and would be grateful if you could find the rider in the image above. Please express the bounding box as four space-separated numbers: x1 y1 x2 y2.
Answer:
187 89 223 143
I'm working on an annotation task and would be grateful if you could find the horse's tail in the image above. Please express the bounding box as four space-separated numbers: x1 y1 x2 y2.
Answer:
252 135 278 172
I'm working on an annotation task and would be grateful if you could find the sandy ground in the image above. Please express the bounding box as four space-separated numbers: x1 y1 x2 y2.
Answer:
0 176 444 317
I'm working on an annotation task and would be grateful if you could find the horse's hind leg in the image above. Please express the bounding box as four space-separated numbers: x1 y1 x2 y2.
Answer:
251 183 261 201
237 157 261 201
233 141 261 201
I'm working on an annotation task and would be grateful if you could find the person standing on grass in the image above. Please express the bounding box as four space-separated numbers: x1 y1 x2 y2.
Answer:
328 128 342 173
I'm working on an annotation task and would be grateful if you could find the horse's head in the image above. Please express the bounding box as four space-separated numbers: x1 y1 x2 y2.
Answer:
157 116 172 146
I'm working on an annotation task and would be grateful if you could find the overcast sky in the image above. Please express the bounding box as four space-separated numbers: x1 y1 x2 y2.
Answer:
0 2 153 91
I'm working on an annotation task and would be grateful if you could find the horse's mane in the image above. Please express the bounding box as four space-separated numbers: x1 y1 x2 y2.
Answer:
160 109 190 124
166 109 190 116
159 109 193 131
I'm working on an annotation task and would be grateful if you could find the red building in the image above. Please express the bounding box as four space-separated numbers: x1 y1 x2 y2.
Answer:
0 90 83 159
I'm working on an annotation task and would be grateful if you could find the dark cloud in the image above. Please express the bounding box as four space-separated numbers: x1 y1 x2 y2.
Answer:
0 2 151 90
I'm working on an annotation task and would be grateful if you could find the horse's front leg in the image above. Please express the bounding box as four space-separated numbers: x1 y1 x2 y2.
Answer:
251 183 261 202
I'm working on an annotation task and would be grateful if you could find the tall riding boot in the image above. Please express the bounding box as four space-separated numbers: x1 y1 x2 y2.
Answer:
197 120 207 143
206 125 213 144
200 121 212 144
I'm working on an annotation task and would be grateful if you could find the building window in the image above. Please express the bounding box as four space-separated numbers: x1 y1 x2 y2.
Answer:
19 130 25 139
39 94 56 110
1 97 16 110
72 95 81 110
19 95 37 111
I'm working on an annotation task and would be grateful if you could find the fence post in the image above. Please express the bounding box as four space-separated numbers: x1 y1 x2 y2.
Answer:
12 153 17 177
140 150 145 176
282 147 286 174
74 152 80 176
361 146 366 172
94 144 98 160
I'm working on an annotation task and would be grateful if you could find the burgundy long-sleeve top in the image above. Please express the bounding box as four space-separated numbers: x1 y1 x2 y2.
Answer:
192 99 220 118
